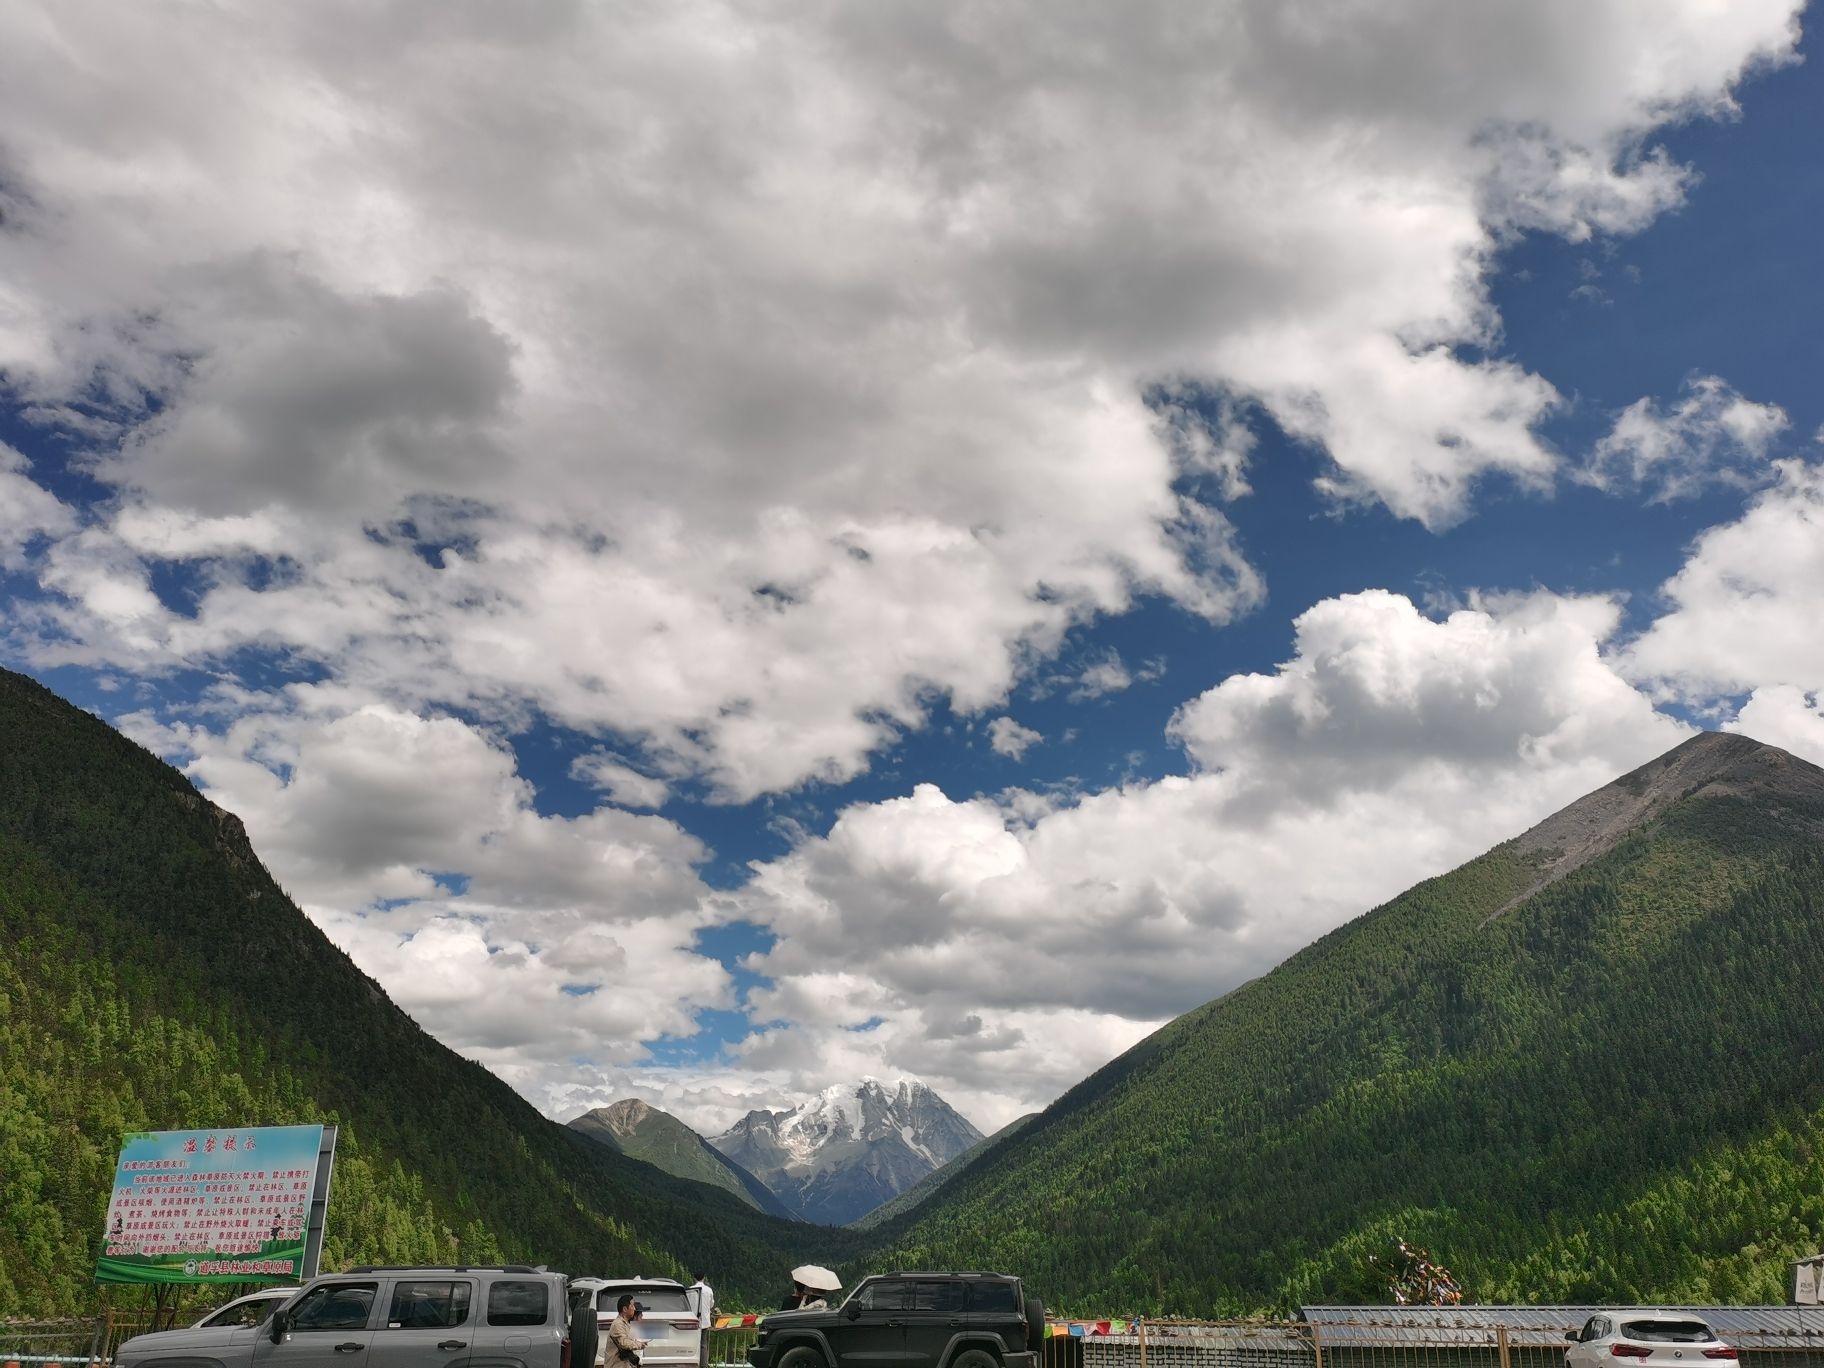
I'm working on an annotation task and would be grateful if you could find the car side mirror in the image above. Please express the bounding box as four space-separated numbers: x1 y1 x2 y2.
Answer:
845 1304 862 1322
270 1314 289 1344
1566 1333 1581 1344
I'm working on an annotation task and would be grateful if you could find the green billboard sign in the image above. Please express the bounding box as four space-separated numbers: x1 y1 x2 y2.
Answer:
96 1124 326 1285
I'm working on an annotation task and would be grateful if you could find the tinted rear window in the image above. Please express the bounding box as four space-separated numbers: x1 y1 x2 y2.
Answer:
592 1288 692 1314
913 1282 966 1313
488 1281 551 1327
1623 1323 1714 1343
970 1282 1019 1314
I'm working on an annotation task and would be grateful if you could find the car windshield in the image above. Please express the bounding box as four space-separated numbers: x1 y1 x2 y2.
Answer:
593 1287 692 1314
1622 1322 1715 1343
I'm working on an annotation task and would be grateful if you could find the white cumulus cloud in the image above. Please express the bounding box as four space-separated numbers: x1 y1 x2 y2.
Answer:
0 444 75 570
987 717 1043 760
1585 375 1789 501
1625 460 1824 697
1729 686 1824 769
713 588 1687 1119
117 694 729 1073
571 752 673 811
0 0 1801 799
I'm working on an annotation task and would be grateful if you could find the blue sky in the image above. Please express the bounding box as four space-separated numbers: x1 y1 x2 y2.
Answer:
1 0 1821 1133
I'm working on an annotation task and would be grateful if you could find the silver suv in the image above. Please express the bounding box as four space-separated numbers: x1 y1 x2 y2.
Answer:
114 1266 571 1368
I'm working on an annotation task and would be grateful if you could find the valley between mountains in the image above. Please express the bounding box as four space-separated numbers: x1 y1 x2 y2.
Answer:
5 667 1824 1315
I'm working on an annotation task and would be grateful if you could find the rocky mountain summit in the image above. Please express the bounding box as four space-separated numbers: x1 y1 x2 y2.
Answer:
711 1079 984 1225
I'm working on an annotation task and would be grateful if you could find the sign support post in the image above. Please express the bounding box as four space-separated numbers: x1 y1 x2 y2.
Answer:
301 1125 339 1281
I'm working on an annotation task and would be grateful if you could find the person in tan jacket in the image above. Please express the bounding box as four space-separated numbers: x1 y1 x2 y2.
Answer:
605 1296 648 1368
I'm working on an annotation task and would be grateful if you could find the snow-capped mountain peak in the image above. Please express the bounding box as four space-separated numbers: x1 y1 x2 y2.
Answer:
708 1077 984 1225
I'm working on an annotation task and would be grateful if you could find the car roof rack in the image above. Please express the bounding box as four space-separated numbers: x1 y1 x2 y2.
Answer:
348 1265 551 1274
884 1271 1013 1279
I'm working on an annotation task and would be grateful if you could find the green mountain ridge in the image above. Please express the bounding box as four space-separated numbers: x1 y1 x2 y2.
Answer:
0 668 829 1315
870 731 1824 1315
570 1100 798 1221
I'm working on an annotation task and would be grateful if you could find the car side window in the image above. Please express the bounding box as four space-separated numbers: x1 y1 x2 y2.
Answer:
290 1284 378 1332
913 1283 965 1313
1595 1320 1612 1340
488 1281 551 1327
968 1283 1018 1314
386 1281 472 1330
201 1300 272 1328
857 1281 911 1311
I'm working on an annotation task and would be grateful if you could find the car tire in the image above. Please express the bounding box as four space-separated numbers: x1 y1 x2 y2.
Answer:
952 1351 1000 1368
777 1346 826 1368
1024 1298 1046 1353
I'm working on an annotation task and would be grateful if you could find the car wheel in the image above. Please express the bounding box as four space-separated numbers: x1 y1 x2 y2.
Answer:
777 1346 826 1368
952 1352 999 1368
1024 1298 1046 1353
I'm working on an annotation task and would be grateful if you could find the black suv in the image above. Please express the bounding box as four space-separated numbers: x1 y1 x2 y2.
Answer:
747 1272 1042 1368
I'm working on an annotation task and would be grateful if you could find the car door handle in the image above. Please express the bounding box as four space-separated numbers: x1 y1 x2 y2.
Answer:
947 1320 963 1328
335 1344 364 1354
885 1320 903 1328
438 1342 467 1351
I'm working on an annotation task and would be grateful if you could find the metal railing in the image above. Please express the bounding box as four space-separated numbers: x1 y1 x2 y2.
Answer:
1040 1319 1824 1368
16 1312 1821 1368
0 1313 165 1368
708 1326 762 1368
704 1317 1824 1368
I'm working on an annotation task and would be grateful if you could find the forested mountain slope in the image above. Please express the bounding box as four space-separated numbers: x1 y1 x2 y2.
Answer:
570 1100 796 1220
849 1114 1036 1231
0 669 827 1315
870 733 1824 1315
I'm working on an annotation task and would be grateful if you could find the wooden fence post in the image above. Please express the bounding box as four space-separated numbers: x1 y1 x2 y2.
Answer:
1498 1325 1511 1368
1138 1319 1148 1368
1310 1319 1324 1368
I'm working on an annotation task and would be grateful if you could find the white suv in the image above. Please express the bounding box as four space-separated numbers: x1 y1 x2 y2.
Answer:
570 1278 702 1368
1566 1313 1737 1368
